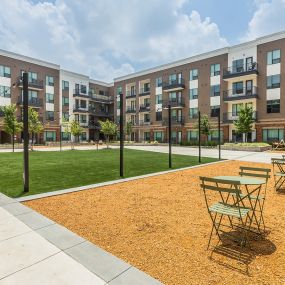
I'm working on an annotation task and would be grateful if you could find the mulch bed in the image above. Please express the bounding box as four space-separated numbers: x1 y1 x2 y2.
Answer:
24 160 285 285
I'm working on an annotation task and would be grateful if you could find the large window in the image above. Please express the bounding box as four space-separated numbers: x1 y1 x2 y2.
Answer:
211 106 220 117
61 132 70 141
232 81 244 94
267 49 281 65
232 59 244 73
116 86 122 95
187 130 198 141
46 111 55 121
44 131 56 142
156 94 162 104
46 76 54 86
189 108 198 119
46 93 54 104
190 69 198 81
209 130 223 142
0 85 11 98
189 88 198 100
62 112 69 121
232 103 243 116
210 85 220 97
144 132 150 141
156 112 162 121
154 131 164 142
156 77 162 87
210 64 220 76
62 97 69 106
262 128 284 142
27 71 38 83
267 100 280 113
62 80 69 91
81 132 87 141
267 74 280 89
0 65 11 78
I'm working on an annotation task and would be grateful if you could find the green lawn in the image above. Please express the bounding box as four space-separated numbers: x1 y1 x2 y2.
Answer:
0 149 217 198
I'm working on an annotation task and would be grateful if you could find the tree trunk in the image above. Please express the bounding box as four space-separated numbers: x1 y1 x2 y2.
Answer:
31 132 34 151
106 135 109 149
11 134 14 153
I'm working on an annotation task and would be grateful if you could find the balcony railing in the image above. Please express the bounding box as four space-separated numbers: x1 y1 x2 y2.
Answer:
17 77 44 90
73 89 89 98
139 87 151 96
139 103 150 112
223 87 258 101
126 106 136 113
126 91 137 98
223 62 258 79
139 120 151 125
162 78 185 91
89 107 112 117
73 105 89 113
162 99 185 108
223 111 257 123
88 121 101 129
89 93 113 103
163 116 184 126
189 113 199 119
17 96 43 107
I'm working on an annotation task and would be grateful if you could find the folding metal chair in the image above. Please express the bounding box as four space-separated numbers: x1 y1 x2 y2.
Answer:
272 158 285 191
239 167 271 232
200 177 251 250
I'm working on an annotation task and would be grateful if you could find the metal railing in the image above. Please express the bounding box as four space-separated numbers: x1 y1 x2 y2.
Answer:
139 103 150 112
223 111 257 122
162 99 185 108
139 87 150 95
162 78 185 90
223 62 258 78
89 93 112 103
73 89 88 97
126 106 136 113
163 116 184 125
17 76 44 89
223 86 258 101
17 96 43 107
126 90 137 98
139 120 151 125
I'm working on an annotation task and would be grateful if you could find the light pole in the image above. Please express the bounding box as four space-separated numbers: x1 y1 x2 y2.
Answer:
168 103 172 168
218 111 221 160
198 111 201 163
119 93 124 177
23 72 29 192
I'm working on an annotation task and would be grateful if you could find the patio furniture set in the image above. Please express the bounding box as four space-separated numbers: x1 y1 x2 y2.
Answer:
200 156 285 255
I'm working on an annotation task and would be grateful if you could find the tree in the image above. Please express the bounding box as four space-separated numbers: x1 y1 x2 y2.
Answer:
196 114 212 142
28 107 43 150
234 105 254 142
65 120 83 150
125 121 133 142
99 119 118 149
0 104 22 152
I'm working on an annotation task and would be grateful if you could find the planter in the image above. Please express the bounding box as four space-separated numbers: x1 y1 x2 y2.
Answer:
221 145 271 152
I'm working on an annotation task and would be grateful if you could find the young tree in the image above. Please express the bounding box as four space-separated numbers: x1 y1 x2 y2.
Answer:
99 119 118 149
196 114 212 142
125 121 133 142
68 120 83 150
28 107 43 150
0 104 22 152
234 105 254 142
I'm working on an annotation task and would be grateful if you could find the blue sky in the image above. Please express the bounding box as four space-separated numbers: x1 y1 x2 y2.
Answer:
0 0 284 82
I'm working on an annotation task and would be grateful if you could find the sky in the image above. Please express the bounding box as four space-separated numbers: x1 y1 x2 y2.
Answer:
0 0 285 82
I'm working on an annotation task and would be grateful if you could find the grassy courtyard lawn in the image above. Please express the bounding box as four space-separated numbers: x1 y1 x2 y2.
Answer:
0 148 217 197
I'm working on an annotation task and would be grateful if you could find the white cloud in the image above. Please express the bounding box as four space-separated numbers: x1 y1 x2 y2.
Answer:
244 0 285 40
0 0 228 81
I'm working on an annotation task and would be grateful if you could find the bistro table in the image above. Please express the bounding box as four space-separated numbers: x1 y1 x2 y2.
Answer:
213 175 266 234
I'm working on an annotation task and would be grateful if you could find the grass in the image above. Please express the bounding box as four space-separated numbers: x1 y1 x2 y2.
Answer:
0 148 218 198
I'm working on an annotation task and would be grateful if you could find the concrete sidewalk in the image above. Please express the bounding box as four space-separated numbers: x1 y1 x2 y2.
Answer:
0 193 162 285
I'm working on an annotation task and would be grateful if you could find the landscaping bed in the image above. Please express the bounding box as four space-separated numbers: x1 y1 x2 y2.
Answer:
222 143 271 152
25 160 284 285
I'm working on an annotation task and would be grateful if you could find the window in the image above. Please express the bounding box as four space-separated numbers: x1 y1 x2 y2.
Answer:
156 94 162 104
156 77 162 87
211 106 220 117
62 112 69 121
156 112 162 121
210 64 220 76
262 128 284 142
62 97 69 106
189 108 198 119
80 85 87 94
190 69 198 80
116 86 122 95
130 86 135 95
46 111 55 121
189 88 198 100
0 85 11 98
44 131 56 142
46 76 54 86
267 74 280 89
210 85 220 97
232 82 244 94
80 100 87 109
62 80 69 91
61 132 70 141
99 90 105 96
46 93 54 104
154 131 164 142
144 132 150 141
81 132 87 141
232 103 243 116
267 50 281 65
25 71 38 83
117 100 121 109
209 130 223 142
232 59 244 73
187 130 198 141
80 114 87 123
0 65 11 78
143 82 150 92
169 74 177 84
144 113 150 122
267 100 280 113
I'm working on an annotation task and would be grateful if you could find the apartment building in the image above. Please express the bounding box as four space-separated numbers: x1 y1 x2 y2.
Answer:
114 31 285 144
0 50 113 144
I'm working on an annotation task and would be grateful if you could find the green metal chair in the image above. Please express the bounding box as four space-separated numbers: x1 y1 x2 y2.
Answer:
272 158 285 191
239 166 271 233
200 177 251 250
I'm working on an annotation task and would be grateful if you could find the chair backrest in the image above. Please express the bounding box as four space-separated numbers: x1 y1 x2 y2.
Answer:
239 166 271 181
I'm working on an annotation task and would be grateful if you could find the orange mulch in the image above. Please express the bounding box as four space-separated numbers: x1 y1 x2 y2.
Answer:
24 161 285 285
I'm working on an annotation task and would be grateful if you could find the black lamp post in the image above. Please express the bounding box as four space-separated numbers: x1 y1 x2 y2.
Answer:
168 103 172 168
218 111 221 160
119 93 124 177
23 72 29 192
198 111 201 163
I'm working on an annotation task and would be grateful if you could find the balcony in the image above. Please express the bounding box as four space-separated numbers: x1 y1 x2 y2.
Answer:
17 77 44 90
126 91 137 99
139 87 150 96
73 89 89 98
17 96 43 108
126 106 136 113
88 121 101 129
162 78 185 92
89 107 112 117
89 93 113 104
139 120 151 126
139 103 150 112
162 99 185 109
163 116 184 126
223 111 257 123
223 87 258 102
223 63 258 80
73 105 89 113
